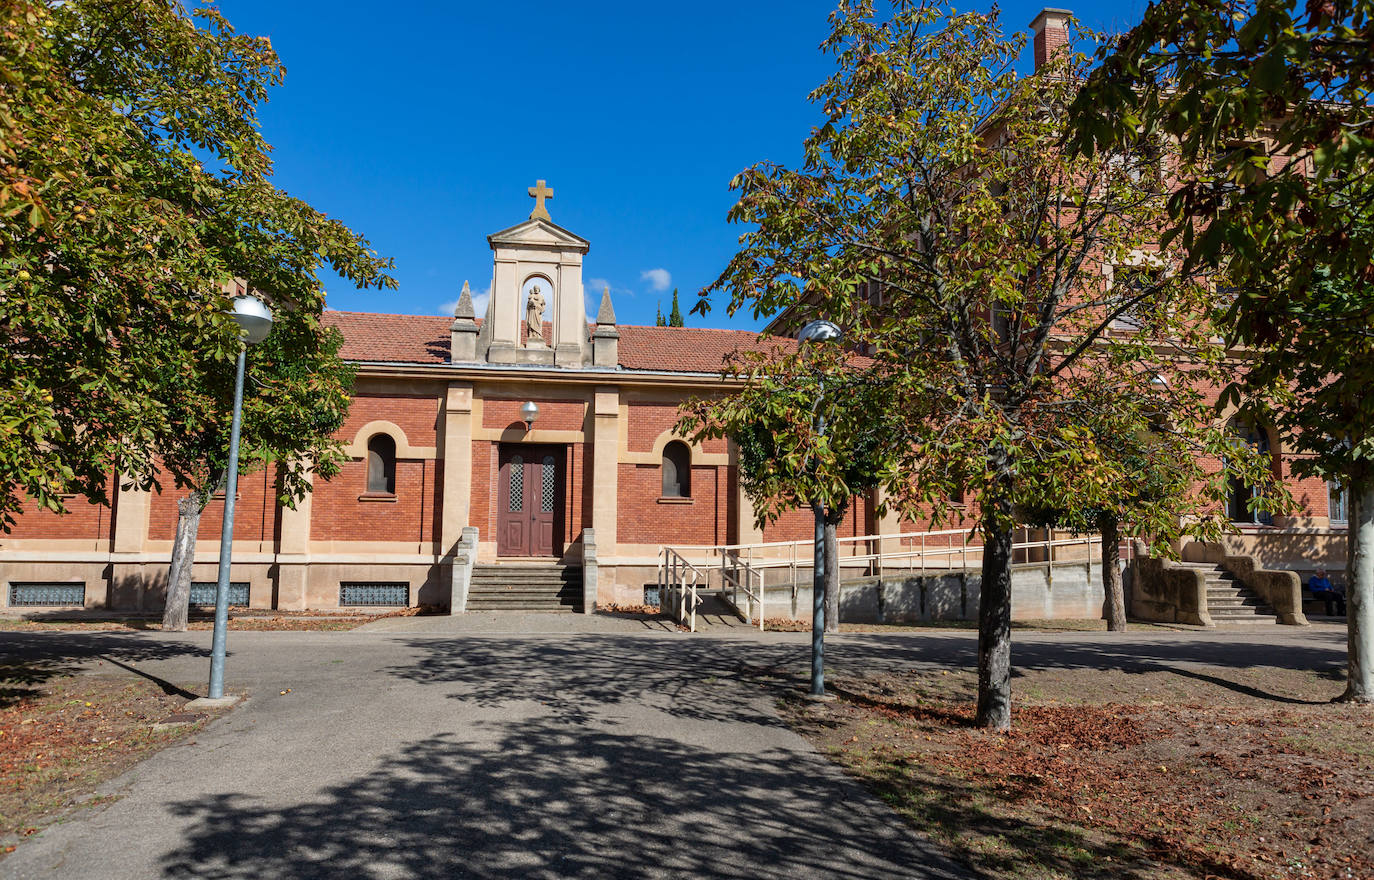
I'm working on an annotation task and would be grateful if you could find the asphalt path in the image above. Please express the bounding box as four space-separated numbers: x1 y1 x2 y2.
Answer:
0 621 1350 879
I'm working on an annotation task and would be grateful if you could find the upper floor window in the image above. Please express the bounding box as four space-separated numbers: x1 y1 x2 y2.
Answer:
367 434 397 495
662 441 691 498
1109 266 1161 331
1329 481 1348 526
1227 419 1273 525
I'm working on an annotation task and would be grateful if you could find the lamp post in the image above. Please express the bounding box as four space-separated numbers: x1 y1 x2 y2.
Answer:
798 319 842 698
207 294 273 701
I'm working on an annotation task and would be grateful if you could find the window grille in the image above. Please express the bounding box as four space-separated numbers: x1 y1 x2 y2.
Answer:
9 582 85 607
339 582 408 606
541 455 557 512
189 582 250 607
509 455 524 511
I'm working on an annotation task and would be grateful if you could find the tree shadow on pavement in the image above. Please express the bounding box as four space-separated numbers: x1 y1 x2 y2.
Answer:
385 636 809 726
0 633 208 708
158 718 966 880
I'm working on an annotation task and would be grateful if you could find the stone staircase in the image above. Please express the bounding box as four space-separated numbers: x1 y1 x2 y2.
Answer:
467 563 582 612
1179 562 1277 625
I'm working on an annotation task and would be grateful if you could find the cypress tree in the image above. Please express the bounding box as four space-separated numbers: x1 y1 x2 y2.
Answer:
669 289 685 327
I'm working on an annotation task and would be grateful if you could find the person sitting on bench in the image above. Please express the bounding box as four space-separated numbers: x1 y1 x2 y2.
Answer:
1308 568 1347 616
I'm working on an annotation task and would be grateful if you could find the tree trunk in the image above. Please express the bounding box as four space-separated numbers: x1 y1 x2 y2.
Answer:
1098 512 1126 632
976 461 1015 731
162 491 207 632
1338 478 1373 703
824 518 840 633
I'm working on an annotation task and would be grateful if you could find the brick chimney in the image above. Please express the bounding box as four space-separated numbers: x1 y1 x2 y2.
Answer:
1029 8 1072 71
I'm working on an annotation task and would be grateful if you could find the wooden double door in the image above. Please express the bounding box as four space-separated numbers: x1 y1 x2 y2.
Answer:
496 444 564 557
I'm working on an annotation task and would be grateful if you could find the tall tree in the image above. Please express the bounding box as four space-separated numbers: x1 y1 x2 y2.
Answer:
1069 0 1374 702
696 1 1236 729
656 302 667 326
669 289 685 327
159 309 355 630
0 0 394 530
678 342 896 632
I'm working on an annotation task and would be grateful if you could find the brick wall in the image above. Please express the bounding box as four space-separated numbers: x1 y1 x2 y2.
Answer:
617 463 735 546
625 403 725 453
342 393 438 447
147 463 278 543
310 457 437 543
471 440 493 536
6 491 114 542
482 397 586 431
762 493 871 543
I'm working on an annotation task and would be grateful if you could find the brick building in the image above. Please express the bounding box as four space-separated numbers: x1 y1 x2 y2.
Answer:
1 192 875 614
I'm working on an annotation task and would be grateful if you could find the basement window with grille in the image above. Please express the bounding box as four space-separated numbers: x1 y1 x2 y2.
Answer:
189 582 251 607
339 582 409 607
9 582 86 607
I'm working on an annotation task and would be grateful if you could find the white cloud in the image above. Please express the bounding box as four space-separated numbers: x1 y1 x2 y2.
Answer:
640 267 672 292
438 284 491 318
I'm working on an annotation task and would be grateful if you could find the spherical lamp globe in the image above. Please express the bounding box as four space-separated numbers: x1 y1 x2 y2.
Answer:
229 295 274 345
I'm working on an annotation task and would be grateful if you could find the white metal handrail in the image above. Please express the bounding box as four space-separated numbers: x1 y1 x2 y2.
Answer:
658 547 706 632
662 526 1134 623
720 549 767 631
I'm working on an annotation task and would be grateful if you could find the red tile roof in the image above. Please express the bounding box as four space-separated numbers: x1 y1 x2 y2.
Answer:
321 311 785 374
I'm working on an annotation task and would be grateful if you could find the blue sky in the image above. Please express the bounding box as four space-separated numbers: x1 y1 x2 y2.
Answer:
220 1 1147 330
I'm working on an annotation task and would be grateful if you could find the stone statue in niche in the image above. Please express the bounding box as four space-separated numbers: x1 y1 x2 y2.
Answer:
524 285 546 346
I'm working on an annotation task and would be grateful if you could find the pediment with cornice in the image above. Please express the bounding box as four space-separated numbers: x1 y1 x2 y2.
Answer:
486 217 590 253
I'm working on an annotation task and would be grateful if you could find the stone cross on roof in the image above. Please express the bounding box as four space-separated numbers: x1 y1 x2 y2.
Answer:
527 179 554 221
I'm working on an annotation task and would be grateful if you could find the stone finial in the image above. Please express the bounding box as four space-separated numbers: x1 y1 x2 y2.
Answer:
450 280 480 363
591 286 620 368
596 285 616 326
453 280 476 320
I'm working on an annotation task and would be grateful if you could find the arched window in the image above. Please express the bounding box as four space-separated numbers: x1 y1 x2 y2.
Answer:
366 434 396 495
662 441 691 498
1227 419 1272 524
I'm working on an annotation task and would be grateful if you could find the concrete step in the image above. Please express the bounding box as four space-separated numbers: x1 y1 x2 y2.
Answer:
464 602 577 607
469 577 582 583
468 582 579 591
466 592 579 604
469 580 580 589
1208 600 1271 612
472 567 579 582
1207 614 1278 624
1207 588 1261 598
1209 604 1276 615
467 564 582 611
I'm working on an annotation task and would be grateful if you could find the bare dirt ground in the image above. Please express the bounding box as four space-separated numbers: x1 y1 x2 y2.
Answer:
0 672 223 854
783 662 1373 880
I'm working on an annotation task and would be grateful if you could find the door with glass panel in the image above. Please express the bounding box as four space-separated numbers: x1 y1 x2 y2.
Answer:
496 445 563 557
